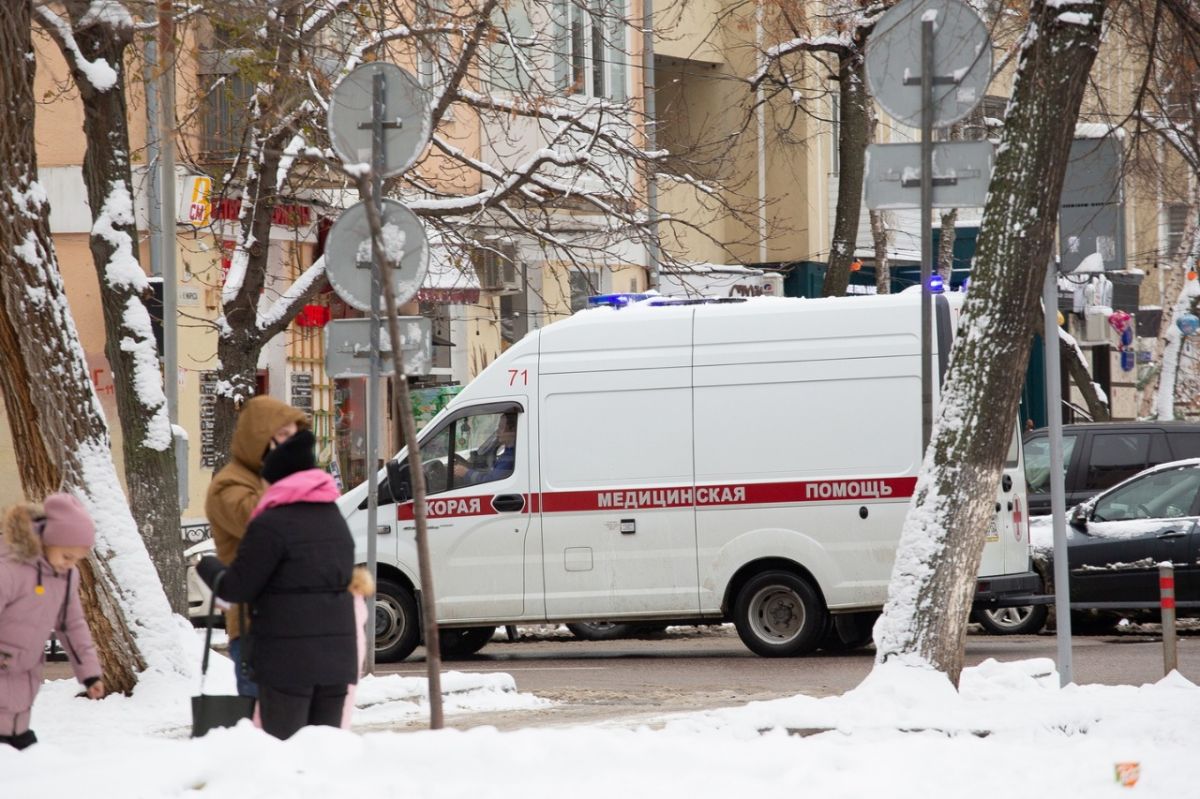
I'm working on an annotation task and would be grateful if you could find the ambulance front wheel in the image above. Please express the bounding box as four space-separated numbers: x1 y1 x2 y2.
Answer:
375 579 421 662
733 570 827 657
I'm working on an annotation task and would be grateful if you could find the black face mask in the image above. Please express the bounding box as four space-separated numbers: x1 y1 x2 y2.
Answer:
260 429 317 483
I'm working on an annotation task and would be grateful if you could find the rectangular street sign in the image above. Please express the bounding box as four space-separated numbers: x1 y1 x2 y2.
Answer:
865 141 994 210
324 317 432 379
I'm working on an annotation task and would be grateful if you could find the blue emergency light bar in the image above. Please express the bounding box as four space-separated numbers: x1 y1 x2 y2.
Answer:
587 293 652 307
587 293 749 309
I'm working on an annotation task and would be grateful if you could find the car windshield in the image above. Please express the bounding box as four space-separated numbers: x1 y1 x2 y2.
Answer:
1024 434 1077 493
1092 467 1200 522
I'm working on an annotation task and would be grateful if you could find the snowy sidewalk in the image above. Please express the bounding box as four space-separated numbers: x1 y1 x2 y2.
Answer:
4 654 1197 797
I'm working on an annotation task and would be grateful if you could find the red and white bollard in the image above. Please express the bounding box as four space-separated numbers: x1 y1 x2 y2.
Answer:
1160 562 1178 675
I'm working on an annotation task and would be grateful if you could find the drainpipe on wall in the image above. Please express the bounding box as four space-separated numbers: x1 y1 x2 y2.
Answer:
755 0 768 266
643 0 660 290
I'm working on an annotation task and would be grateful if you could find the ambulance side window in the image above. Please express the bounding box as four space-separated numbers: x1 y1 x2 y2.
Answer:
452 411 518 488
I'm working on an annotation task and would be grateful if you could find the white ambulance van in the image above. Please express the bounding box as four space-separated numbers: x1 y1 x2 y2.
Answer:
339 289 1038 660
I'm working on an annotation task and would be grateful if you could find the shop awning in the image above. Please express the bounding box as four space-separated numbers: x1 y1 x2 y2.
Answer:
417 246 481 304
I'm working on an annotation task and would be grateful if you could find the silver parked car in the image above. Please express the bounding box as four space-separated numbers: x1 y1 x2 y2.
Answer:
185 538 219 625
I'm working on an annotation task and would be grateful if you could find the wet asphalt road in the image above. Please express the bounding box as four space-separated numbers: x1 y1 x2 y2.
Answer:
372 623 1200 730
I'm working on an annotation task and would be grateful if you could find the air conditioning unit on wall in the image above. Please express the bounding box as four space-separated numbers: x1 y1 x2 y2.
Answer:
475 243 522 295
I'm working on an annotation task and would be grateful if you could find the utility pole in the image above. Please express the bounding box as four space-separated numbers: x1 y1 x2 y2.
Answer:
157 1 186 508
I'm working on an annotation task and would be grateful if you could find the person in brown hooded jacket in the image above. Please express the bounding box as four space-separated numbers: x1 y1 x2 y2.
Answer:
205 396 308 698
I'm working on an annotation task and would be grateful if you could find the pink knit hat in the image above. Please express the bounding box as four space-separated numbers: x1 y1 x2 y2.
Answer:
41 493 96 548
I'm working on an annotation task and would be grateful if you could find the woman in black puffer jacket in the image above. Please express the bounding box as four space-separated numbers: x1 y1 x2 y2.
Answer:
198 430 357 739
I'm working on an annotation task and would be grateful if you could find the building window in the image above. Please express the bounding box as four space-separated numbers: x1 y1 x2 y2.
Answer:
569 269 601 311
962 94 1008 141
500 283 530 348
1164 68 1198 123
198 31 255 164
201 73 254 160
473 241 521 294
418 0 452 91
421 302 454 371
1166 203 1190 260
557 0 626 100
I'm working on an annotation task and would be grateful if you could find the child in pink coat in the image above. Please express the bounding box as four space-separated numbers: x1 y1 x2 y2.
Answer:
341 566 374 729
0 494 105 749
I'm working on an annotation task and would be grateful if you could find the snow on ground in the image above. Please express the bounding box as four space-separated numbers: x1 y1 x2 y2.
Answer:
5 650 1198 796
1031 513 1055 552
28 633 548 743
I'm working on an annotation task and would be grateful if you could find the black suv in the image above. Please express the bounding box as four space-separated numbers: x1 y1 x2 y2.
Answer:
1023 421 1200 516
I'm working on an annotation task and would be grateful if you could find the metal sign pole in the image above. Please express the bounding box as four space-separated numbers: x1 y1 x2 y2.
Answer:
866 0 993 446
1043 263 1073 685
364 70 386 676
326 61 431 683
920 18 935 450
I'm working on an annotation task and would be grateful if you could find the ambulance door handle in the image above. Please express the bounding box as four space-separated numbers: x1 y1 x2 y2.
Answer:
492 494 525 513
377 525 392 536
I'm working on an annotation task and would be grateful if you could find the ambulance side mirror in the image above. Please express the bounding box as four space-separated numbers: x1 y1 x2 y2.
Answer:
385 460 411 504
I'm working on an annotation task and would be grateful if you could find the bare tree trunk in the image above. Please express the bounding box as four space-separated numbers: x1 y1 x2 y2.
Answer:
1139 184 1200 417
0 2 149 693
211 332 264 471
937 125 966 282
1060 332 1111 421
938 208 958 281
38 3 185 613
208 1 312 467
874 0 1107 685
867 104 890 294
822 51 868 298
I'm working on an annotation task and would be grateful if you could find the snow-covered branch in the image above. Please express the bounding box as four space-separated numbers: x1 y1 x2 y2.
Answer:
257 256 328 336
32 5 120 92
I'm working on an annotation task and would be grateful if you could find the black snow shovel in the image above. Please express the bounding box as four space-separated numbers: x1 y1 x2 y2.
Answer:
191 572 255 737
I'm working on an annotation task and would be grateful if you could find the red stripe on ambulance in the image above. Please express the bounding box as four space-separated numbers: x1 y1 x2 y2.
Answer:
397 477 915 520
396 493 540 520
543 477 914 513
397 495 497 521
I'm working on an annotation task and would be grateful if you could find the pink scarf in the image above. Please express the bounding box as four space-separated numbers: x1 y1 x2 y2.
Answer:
250 469 341 519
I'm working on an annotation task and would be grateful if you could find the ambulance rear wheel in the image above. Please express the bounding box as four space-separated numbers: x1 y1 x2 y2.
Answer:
733 571 826 657
375 579 420 662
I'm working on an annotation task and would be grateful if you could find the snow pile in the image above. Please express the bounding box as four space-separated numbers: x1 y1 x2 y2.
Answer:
663 656 1192 738
352 671 550 727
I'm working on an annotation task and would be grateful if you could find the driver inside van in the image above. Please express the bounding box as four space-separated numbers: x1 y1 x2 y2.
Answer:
454 412 517 487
